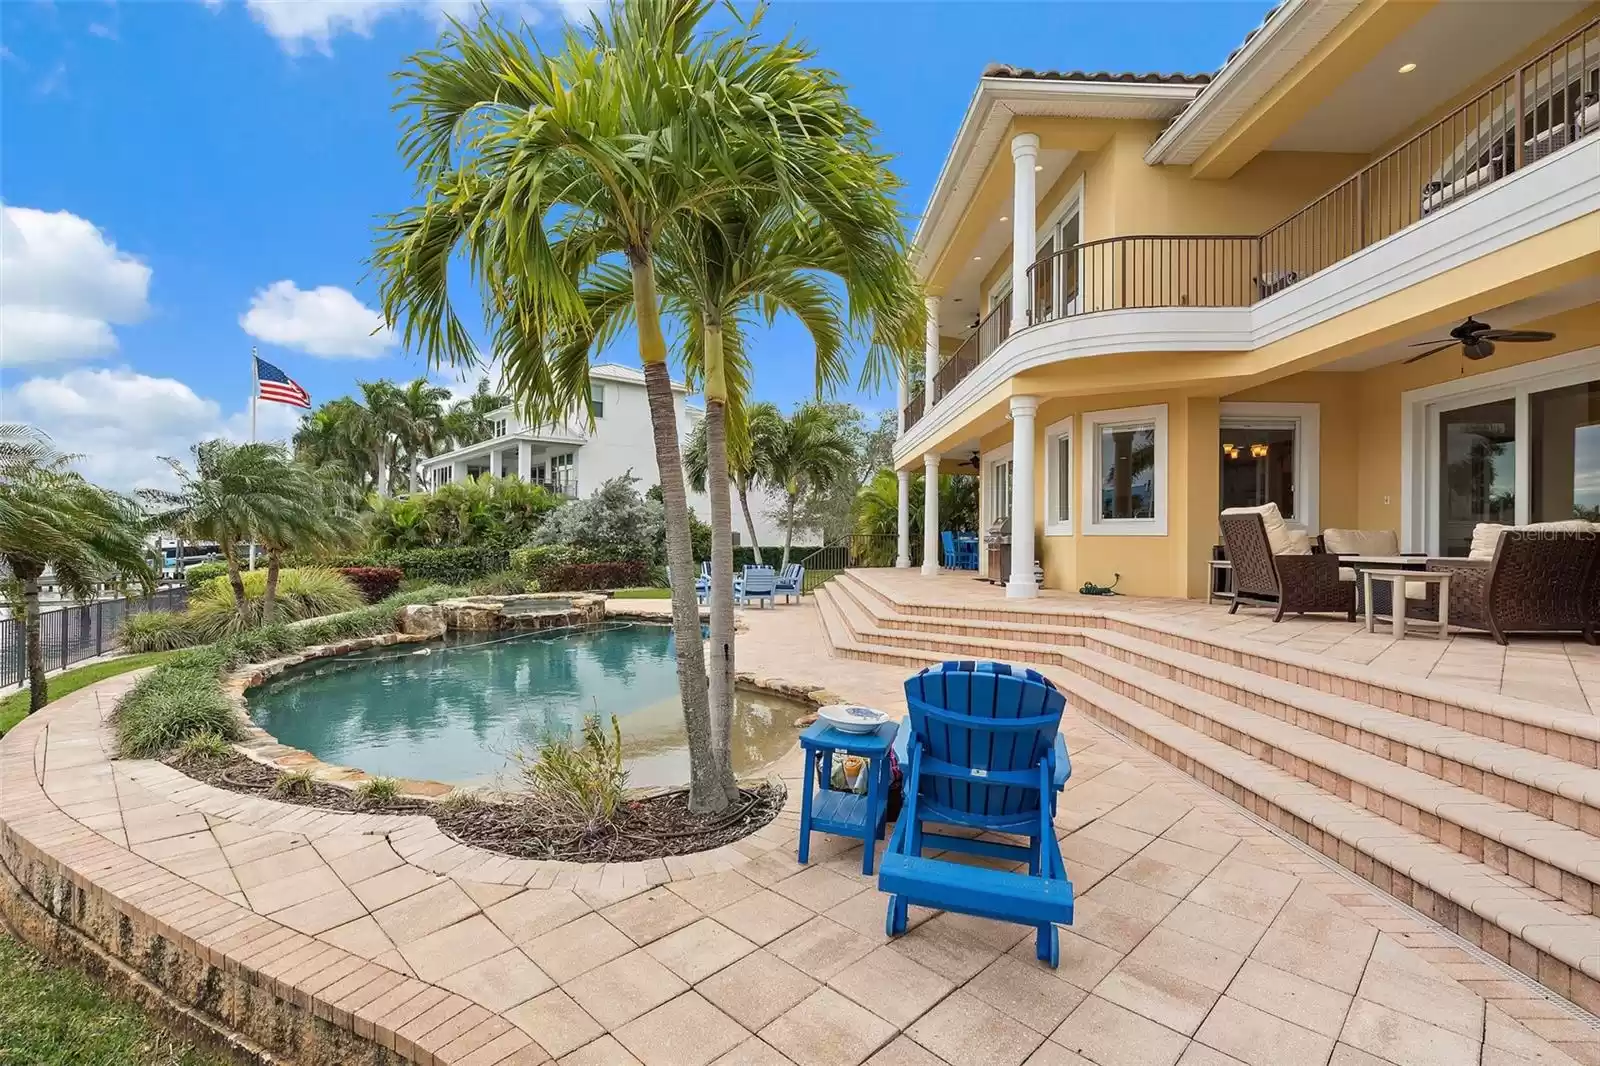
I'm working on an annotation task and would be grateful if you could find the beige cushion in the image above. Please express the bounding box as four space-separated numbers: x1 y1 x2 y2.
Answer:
1467 520 1600 560
1322 528 1399 556
1221 503 1310 556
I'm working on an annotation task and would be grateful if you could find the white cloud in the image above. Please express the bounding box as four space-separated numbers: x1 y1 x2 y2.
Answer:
3 366 302 491
242 0 549 55
240 280 395 359
0 205 152 366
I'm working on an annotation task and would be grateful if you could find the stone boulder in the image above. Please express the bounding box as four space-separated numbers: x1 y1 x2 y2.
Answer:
396 604 447 639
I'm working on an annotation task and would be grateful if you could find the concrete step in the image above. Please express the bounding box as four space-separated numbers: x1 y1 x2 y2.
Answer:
1053 668 1600 1010
829 573 1600 838
834 571 1600 773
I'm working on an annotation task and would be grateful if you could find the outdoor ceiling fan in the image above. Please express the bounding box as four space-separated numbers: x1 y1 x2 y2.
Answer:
1403 317 1556 364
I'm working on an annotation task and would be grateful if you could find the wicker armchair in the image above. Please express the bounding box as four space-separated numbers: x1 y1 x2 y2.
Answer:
1219 512 1355 622
1425 530 1600 645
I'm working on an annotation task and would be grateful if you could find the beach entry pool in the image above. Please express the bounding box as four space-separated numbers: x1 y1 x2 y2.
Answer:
246 621 803 789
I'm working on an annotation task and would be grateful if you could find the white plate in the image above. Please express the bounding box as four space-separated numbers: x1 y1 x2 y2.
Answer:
817 704 889 734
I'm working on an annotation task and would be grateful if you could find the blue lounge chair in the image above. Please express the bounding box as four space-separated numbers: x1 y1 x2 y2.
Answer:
880 661 1074 967
738 565 776 608
775 563 804 603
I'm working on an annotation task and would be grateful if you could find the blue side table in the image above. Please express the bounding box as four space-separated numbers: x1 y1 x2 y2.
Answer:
798 719 897 875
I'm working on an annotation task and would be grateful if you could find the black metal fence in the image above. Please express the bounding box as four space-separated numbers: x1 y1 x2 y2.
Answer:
797 535 920 591
0 585 188 688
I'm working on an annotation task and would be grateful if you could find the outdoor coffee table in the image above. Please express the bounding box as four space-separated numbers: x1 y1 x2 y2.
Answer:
797 718 896 875
1363 569 1450 639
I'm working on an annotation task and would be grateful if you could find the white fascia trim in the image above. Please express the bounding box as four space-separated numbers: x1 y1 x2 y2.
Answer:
914 79 1198 278
1082 403 1169 536
893 141 1599 467
1220 401 1321 534
418 432 584 469
1043 414 1074 537
1145 0 1354 166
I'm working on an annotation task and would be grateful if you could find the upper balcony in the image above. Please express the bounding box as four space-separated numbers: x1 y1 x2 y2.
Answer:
903 10 1600 436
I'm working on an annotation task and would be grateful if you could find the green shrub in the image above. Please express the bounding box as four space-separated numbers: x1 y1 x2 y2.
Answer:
338 566 404 603
379 583 468 608
509 544 590 579
517 714 627 839
357 776 401 804
272 768 316 797
326 548 508 584
118 610 202 652
181 560 231 589
469 571 537 596
538 561 651 592
115 672 240 758
174 731 234 766
186 568 364 641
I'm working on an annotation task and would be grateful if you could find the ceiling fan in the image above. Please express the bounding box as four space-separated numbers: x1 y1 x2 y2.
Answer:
1404 317 1555 364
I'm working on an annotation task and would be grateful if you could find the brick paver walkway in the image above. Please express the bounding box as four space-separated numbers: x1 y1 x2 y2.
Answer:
1 604 1595 1065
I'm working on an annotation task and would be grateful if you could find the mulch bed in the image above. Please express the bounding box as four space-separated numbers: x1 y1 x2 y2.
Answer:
166 753 784 863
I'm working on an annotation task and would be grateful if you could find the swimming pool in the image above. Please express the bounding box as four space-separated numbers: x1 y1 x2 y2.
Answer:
246 621 803 788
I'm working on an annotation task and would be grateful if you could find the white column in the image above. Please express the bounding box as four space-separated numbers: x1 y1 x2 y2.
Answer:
897 371 909 436
450 459 468 484
1007 395 1040 599
517 440 532 481
896 470 912 568
1010 132 1040 334
921 453 940 576
923 295 939 406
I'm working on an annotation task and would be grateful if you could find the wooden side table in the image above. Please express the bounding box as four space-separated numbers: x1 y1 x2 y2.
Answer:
1363 569 1450 639
797 719 896 875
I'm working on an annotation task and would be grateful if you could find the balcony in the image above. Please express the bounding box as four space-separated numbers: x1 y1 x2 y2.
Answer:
903 15 1599 432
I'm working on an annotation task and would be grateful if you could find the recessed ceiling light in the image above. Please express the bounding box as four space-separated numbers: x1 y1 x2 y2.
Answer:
972 255 982 260
999 215 1009 222
1398 62 1417 74
1034 164 1043 172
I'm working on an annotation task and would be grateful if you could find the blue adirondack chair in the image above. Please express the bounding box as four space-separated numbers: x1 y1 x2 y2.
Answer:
695 562 712 604
880 661 1075 967
941 531 959 569
956 535 980 570
775 563 804 603
738 565 776 608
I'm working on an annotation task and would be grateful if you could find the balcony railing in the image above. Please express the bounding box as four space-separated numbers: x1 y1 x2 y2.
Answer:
900 15 1600 428
902 388 925 431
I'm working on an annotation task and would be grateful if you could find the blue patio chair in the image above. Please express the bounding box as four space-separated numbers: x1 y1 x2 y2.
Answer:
695 561 711 604
738 565 776 608
880 661 1075 967
956 535 980 571
941 531 959 569
775 563 804 603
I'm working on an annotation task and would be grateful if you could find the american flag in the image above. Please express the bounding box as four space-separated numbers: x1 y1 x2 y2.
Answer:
255 355 311 409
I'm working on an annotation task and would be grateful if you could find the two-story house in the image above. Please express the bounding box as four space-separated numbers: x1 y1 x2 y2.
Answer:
890 0 1600 600
416 362 800 549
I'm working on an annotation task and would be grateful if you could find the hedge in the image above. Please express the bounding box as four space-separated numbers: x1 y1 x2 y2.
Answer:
325 547 509 585
537 561 653 592
182 560 230 589
339 566 403 603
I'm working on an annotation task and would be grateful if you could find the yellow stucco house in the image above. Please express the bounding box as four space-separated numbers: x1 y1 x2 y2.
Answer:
891 0 1600 601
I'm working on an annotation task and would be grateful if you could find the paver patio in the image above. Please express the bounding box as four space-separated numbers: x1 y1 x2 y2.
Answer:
2 595 1597 1065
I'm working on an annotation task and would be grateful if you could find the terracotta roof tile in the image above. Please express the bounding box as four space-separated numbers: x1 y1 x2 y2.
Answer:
982 64 1212 86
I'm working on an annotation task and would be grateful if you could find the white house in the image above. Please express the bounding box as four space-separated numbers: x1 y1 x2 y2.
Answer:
415 363 808 552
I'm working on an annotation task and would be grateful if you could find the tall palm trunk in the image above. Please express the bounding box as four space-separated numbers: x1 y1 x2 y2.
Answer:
736 480 763 566
409 452 421 494
223 541 249 618
781 489 800 567
16 563 47 713
262 548 282 624
703 324 739 801
374 442 390 499
633 256 724 814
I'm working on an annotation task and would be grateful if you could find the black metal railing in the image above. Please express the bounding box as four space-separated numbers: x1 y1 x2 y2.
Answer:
903 388 925 431
0 584 189 688
797 534 919 590
903 15 1600 417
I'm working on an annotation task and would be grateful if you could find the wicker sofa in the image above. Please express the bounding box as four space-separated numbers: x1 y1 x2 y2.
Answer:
1424 527 1600 645
1219 509 1355 622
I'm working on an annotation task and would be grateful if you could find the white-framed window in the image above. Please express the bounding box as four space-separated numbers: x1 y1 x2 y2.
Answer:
1082 404 1167 536
1043 415 1073 536
981 443 1014 531
1218 402 1320 532
591 384 605 418
491 417 508 438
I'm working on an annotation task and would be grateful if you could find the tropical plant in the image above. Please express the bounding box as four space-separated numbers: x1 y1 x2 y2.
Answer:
686 402 782 566
185 568 365 641
113 654 242 758
441 377 512 448
398 377 453 493
141 440 305 619
0 429 157 712
118 610 198 654
292 396 368 481
852 469 979 564
758 403 856 566
356 776 402 804
355 380 412 497
517 713 627 840
366 475 561 550
527 475 663 563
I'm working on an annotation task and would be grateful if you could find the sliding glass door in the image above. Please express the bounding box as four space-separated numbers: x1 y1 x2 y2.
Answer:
1437 399 1516 557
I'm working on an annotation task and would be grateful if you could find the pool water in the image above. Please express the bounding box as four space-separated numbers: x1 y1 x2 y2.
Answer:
246 622 803 789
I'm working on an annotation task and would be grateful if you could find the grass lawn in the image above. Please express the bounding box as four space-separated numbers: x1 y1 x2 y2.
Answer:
0 652 177 739
0 932 229 1066
611 587 672 599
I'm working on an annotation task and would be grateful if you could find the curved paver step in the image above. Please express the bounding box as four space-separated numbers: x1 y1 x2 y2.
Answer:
1050 667 1600 995
833 571 1600 757
830 575 1600 833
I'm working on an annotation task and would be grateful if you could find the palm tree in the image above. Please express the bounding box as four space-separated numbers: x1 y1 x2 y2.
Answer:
142 441 304 618
758 404 855 566
398 378 452 493
372 0 877 812
353 380 411 497
0 428 155 712
853 469 978 565
259 461 359 623
684 401 781 565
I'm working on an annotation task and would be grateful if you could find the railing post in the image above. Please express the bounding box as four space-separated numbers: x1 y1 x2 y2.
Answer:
1356 171 1367 249
95 600 103 658
1513 66 1526 171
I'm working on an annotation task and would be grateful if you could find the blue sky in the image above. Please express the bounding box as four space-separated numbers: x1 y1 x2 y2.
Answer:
0 0 1271 490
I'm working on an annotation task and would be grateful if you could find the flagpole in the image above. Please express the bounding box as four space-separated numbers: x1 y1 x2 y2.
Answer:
247 347 258 572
